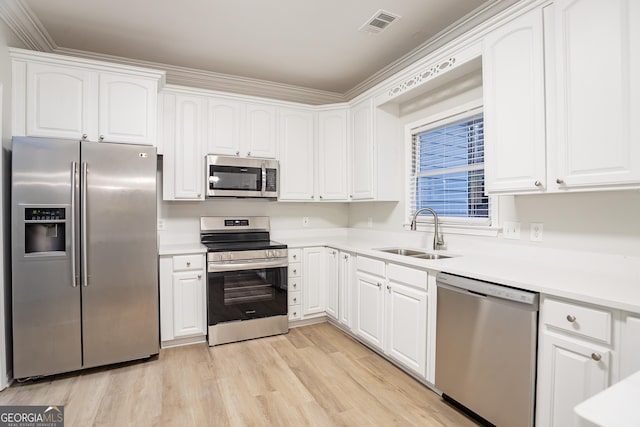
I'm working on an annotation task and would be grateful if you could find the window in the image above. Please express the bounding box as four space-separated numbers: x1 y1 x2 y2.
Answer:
408 107 490 227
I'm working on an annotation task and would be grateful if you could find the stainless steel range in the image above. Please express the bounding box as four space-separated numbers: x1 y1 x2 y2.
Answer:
201 216 288 346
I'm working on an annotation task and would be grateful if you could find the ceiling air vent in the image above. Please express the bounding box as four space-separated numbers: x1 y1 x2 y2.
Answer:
359 9 401 35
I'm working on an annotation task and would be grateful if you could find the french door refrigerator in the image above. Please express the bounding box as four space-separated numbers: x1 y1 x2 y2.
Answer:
11 136 159 379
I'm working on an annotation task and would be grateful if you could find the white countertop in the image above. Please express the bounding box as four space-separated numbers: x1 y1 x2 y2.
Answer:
575 370 640 427
281 234 640 314
158 242 207 256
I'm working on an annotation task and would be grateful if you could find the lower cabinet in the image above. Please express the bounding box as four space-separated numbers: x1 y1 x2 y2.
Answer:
338 251 355 329
302 247 326 317
536 296 612 426
325 248 339 320
159 253 207 347
355 256 429 378
619 312 640 379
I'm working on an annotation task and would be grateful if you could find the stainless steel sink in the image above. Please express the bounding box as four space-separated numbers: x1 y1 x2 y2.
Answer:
375 248 453 260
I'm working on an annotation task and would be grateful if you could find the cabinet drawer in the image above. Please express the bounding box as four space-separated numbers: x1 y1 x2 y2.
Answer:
288 249 302 263
544 298 612 344
387 263 428 291
356 256 385 277
173 254 204 271
288 263 301 278
289 305 301 321
288 277 301 292
288 291 301 306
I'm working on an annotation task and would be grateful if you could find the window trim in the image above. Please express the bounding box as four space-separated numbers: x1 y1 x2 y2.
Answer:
404 99 499 236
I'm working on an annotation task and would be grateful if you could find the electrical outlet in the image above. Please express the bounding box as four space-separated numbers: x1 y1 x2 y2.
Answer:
503 221 521 240
157 218 165 231
530 223 543 242
302 217 310 227
367 217 373 228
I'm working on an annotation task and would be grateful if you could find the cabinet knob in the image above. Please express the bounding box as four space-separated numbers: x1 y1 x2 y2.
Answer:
311 195 314 199
566 314 576 323
534 180 542 187
186 261 191 267
197 274 202 279
247 151 251 156
377 282 382 288
99 135 104 142
386 285 391 291
293 283 297 289
344 255 348 260
197 193 201 198
293 311 297 316
319 195 323 199
293 254 297 259
349 195 353 198
82 134 88 140
556 178 565 184
591 353 602 362
293 269 297 274
236 151 240 156
293 297 297 303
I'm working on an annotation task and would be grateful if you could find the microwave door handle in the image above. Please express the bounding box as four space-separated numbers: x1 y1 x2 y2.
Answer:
261 161 267 195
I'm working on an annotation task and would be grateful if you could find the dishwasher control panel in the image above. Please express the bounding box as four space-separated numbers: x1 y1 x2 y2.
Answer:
437 272 538 305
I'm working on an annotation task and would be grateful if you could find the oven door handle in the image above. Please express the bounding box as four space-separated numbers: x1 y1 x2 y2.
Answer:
208 258 288 273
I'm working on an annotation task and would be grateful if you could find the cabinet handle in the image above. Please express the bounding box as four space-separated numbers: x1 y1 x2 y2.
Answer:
556 178 565 184
591 353 602 362
82 133 88 140
99 135 104 142
534 180 542 187
566 314 576 323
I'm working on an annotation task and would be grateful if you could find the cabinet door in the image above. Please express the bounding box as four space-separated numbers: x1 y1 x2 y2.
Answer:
207 97 242 156
355 271 384 351
278 109 315 200
325 248 339 320
25 62 98 139
302 247 325 316
385 281 427 377
98 73 157 145
553 0 640 188
483 8 546 193
536 331 611 427
339 252 354 329
172 270 205 338
244 103 277 158
173 94 205 199
620 313 640 380
350 99 375 200
318 109 349 200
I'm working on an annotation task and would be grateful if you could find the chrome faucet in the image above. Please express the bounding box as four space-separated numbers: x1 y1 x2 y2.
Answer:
410 208 445 250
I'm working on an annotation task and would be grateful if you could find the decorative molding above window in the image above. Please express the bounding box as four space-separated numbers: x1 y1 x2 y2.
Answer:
388 57 457 98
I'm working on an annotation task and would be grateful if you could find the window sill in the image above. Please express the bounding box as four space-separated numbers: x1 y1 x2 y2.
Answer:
404 222 499 237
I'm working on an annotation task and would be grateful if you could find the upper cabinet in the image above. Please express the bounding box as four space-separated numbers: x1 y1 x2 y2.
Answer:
12 49 164 146
317 108 349 200
206 98 277 158
552 0 640 190
483 8 546 194
483 1 640 194
350 99 375 200
278 108 316 201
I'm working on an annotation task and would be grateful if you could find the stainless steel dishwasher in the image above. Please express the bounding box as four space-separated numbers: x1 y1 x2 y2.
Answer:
435 272 539 427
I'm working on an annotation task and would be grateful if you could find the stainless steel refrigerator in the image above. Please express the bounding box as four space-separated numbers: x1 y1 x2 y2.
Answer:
11 136 159 379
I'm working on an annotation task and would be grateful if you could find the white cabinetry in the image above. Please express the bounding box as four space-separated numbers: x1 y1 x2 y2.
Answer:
483 1 640 194
12 49 162 145
162 92 206 200
159 253 207 347
279 109 316 201
552 0 640 190
325 248 339 320
206 98 277 158
302 247 326 317
287 249 302 321
483 8 546 193
355 256 429 377
536 296 612 427
350 99 375 200
338 251 355 329
619 312 640 379
317 109 349 200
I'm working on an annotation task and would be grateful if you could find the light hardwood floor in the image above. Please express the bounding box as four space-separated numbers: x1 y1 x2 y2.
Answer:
0 323 479 426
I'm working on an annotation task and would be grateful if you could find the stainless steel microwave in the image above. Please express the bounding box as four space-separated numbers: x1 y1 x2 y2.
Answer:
206 155 278 198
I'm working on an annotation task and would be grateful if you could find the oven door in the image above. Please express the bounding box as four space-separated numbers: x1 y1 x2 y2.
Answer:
208 259 287 325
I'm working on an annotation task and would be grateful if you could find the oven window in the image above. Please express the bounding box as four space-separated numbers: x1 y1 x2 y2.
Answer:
208 266 287 325
210 165 261 191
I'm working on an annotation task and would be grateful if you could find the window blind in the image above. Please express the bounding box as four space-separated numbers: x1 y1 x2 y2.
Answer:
409 112 489 225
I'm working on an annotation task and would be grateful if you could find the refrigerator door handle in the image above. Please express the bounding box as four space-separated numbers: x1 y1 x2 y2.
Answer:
81 162 89 287
70 161 78 287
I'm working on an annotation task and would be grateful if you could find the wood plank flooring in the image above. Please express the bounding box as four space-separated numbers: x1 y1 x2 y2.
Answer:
0 323 479 426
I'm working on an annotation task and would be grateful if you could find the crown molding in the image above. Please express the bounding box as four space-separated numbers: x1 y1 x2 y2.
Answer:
0 0 55 51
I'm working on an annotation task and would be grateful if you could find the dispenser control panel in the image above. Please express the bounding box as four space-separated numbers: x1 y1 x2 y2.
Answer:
24 208 65 221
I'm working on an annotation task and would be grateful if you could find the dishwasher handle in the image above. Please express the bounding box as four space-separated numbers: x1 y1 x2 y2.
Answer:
437 272 538 308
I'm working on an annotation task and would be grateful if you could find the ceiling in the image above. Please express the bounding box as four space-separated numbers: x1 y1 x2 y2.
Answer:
9 0 516 102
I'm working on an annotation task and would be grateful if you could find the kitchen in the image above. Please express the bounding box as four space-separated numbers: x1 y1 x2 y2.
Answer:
0 0 638 426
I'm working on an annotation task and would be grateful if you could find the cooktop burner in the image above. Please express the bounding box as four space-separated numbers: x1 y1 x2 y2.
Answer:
200 216 287 253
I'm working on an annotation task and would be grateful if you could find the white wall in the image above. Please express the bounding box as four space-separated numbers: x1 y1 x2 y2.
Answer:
0 19 26 389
